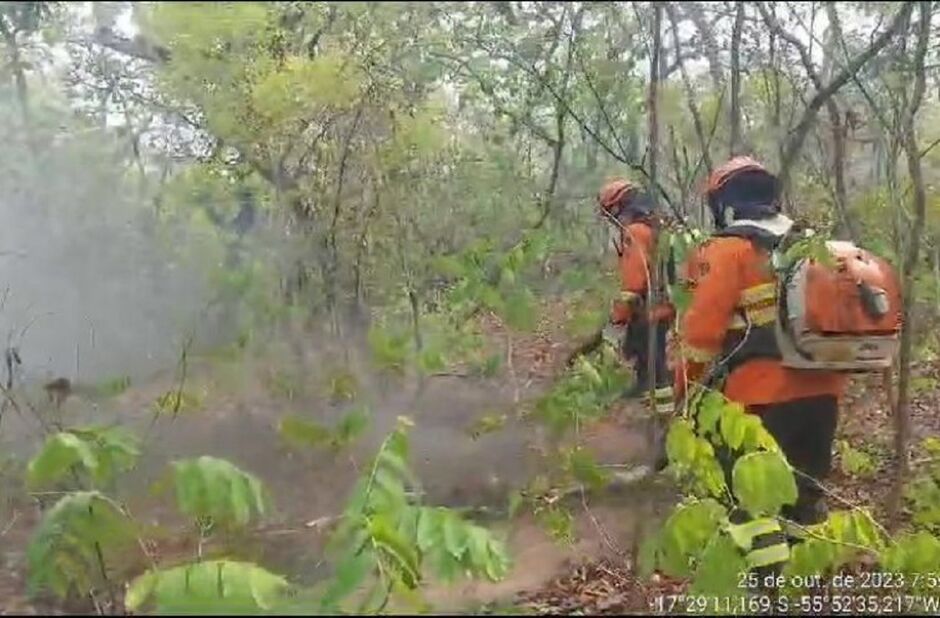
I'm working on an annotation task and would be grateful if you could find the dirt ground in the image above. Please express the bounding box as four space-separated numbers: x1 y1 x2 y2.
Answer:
2 302 932 615
514 362 940 615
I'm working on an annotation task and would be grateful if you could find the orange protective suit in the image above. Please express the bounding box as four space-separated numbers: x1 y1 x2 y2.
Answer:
610 220 675 326
674 234 849 406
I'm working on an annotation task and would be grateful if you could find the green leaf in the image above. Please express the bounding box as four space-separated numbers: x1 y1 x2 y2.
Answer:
637 531 660 579
27 426 141 490
125 560 290 614
576 357 604 388
27 432 98 489
696 392 723 437
171 456 267 528
726 518 781 552
882 531 940 575
442 511 469 559
369 514 421 589
476 353 503 378
416 507 440 553
565 447 611 492
666 420 698 468
732 452 798 517
431 255 465 278
826 509 886 552
95 375 132 397
746 542 790 569
784 538 841 581
690 533 747 599
480 285 503 312
537 506 574 545
320 550 375 611
837 440 877 478
417 345 447 374
719 403 748 451
368 327 410 374
27 491 134 599
334 406 371 448
658 499 726 578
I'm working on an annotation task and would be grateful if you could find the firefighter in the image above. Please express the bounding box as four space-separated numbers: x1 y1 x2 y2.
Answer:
673 156 849 537
597 178 674 414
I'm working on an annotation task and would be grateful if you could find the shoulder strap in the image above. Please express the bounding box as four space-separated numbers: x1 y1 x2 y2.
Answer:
714 225 783 253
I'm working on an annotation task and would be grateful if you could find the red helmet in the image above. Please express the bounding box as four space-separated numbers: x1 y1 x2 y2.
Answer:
597 179 636 214
706 156 775 197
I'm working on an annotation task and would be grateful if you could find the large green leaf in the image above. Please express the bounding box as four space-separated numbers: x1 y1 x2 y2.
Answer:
658 499 727 577
695 391 724 437
319 550 375 611
690 533 747 600
882 531 940 578
825 509 886 552
27 426 141 489
719 402 747 450
564 447 611 492
784 538 841 582
666 420 698 468
732 452 797 517
414 506 510 582
171 456 267 527
334 406 371 447
27 491 134 599
125 560 290 615
368 513 421 589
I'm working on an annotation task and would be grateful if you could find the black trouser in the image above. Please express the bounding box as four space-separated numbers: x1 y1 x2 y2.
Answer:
624 319 674 470
716 395 838 584
755 395 839 525
718 395 837 524
622 318 672 390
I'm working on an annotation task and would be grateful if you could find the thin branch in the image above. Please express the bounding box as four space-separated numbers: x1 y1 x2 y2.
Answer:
773 2 915 192
471 37 684 222
665 2 713 173
729 1 745 156
919 134 940 159
891 0 932 524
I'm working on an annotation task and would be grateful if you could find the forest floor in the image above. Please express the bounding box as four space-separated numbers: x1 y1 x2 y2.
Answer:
1 297 938 615
511 356 940 615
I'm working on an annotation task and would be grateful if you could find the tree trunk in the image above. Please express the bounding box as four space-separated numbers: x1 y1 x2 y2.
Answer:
681 2 723 90
827 102 856 240
889 0 932 525
633 0 664 571
0 19 33 152
535 115 564 229
823 4 861 241
729 1 745 156
324 104 366 326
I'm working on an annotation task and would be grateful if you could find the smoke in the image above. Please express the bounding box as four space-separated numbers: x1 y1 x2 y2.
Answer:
0 106 226 387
